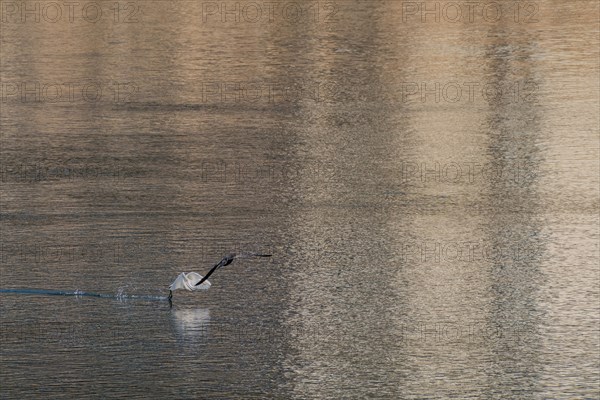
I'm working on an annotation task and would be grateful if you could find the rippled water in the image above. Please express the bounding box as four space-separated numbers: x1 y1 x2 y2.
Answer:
1 1 599 398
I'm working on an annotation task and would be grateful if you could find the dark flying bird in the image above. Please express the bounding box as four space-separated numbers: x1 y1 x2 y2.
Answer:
168 252 271 300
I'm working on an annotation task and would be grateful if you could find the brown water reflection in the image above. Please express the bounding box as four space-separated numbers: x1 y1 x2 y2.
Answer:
1 1 598 398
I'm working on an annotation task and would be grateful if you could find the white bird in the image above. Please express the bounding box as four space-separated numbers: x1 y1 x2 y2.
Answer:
168 252 271 300
169 272 212 293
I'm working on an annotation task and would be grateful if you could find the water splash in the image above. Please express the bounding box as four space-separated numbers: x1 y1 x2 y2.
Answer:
116 286 127 300
0 288 168 301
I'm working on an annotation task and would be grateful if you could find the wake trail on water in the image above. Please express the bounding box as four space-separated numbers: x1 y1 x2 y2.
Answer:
0 288 169 301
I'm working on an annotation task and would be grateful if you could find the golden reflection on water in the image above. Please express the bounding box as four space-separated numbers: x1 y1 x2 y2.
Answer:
1 1 598 398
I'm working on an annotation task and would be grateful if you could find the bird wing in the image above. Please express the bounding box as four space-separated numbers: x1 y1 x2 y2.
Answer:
195 257 227 286
188 272 211 290
238 252 272 259
169 272 188 290
170 272 211 291
193 253 272 286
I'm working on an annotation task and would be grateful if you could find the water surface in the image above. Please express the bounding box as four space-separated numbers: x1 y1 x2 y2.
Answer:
1 1 599 398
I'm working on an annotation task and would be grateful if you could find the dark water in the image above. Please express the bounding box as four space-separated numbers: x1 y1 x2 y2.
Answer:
1 1 599 398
